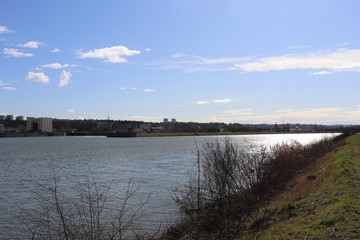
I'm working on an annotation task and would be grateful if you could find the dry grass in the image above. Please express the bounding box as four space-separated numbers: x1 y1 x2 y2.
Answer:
240 134 360 239
166 134 349 239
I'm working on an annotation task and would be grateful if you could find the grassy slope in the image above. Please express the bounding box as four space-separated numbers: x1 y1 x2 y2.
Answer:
240 134 360 239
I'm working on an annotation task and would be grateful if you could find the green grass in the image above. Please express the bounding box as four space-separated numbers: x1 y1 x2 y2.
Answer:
240 134 360 239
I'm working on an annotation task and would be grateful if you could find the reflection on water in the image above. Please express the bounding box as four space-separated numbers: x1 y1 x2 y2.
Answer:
0 133 337 238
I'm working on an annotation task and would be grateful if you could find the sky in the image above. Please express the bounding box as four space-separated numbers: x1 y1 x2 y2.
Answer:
1 0 359 124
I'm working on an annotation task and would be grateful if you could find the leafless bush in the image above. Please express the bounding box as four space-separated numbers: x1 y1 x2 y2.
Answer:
170 134 346 239
18 168 151 240
201 139 268 207
172 138 270 239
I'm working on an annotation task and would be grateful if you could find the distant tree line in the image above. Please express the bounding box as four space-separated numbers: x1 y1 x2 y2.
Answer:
1 118 359 134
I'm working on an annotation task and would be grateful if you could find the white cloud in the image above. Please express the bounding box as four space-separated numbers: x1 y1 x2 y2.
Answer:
42 63 71 69
1 86 16 91
222 109 253 115
59 71 72 87
50 48 61 53
18 41 43 49
234 48 360 73
26 72 49 84
171 53 186 58
209 107 360 124
67 109 75 113
0 25 12 33
152 48 360 74
196 56 251 65
0 80 16 91
120 87 126 90
77 45 141 63
126 115 163 122
3 48 33 58
276 109 294 113
143 88 155 92
310 71 333 75
194 100 210 105
151 54 251 72
129 87 138 91
274 108 343 120
145 48 151 52
213 98 233 104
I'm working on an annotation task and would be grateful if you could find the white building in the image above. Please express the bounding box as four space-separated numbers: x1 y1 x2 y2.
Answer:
38 118 53 133
26 117 53 133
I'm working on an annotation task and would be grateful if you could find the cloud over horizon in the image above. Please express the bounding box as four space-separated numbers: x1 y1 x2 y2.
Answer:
151 54 251 72
234 48 360 73
143 88 155 92
0 80 16 91
152 48 360 75
77 45 141 63
194 100 210 105
195 98 234 105
209 107 360 124
213 98 233 104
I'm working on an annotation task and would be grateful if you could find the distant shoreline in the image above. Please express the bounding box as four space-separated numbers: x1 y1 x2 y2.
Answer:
0 131 330 138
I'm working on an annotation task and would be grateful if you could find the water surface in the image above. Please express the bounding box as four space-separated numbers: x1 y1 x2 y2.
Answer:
0 133 335 238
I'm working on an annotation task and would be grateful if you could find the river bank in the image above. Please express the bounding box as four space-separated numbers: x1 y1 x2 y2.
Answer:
161 134 358 239
239 134 360 239
0 130 338 138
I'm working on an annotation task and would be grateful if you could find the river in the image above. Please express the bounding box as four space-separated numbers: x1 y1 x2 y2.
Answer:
0 133 336 238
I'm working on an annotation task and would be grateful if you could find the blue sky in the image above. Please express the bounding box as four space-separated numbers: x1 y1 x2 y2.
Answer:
1 0 359 124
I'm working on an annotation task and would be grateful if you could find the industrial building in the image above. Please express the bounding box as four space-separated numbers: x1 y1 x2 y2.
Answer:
26 117 53 133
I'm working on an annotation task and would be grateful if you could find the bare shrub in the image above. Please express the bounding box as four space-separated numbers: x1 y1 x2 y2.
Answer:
170 134 347 239
172 138 270 239
18 168 151 240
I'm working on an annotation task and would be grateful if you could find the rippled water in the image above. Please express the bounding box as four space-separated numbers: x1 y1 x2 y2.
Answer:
0 133 336 238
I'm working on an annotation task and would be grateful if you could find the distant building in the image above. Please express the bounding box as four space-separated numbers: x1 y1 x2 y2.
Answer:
138 124 152 132
16 116 25 121
5 115 14 121
97 121 113 130
171 118 176 123
26 117 36 132
38 118 53 133
0 115 5 120
27 117 53 133
163 118 169 123
150 126 165 132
